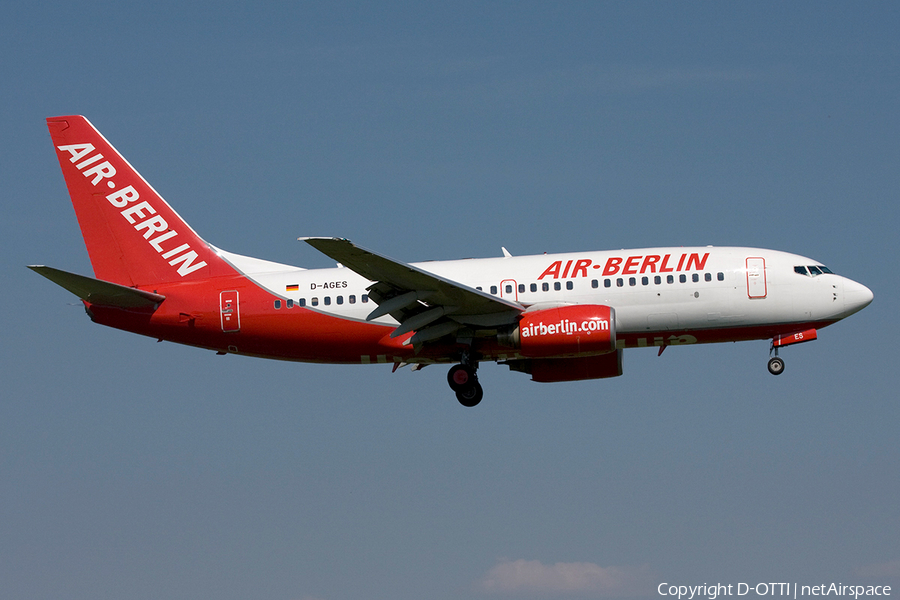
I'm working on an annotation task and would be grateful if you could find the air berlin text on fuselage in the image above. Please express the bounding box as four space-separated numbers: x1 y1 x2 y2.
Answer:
538 253 710 280
57 143 207 276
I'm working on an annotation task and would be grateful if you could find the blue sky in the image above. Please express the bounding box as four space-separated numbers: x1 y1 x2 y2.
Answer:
2 3 898 599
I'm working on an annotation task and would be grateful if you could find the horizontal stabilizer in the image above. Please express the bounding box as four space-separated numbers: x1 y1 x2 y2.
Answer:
28 265 165 309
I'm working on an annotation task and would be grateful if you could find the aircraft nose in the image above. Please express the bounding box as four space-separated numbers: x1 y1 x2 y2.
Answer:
843 278 874 316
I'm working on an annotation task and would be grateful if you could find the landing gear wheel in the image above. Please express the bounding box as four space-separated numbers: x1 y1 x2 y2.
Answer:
767 356 785 375
448 361 483 407
455 381 484 407
447 364 475 392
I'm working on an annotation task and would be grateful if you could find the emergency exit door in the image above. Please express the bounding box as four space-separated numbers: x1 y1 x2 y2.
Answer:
220 290 241 332
746 258 767 299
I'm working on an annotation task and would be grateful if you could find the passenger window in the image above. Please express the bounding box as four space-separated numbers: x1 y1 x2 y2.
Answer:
554 282 561 291
542 282 549 292
679 274 687 283
617 278 624 287
286 299 293 308
692 273 699 283
362 294 369 303
642 276 649 286
592 279 599 289
629 277 636 286
604 279 611 288
299 298 307 307
654 276 661 285
505 285 513 294
324 297 331 306
667 275 674 284
717 272 724 281
348 296 355 304
518 284 525 293
336 296 343 305
274 300 282 309
311 297 319 306
530 283 538 292
705 273 712 282
566 281 573 290
490 285 498 294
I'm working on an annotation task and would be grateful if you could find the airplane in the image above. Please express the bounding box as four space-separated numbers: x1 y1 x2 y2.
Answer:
31 115 874 407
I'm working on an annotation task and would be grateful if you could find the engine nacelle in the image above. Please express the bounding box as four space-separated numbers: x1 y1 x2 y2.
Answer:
505 350 624 382
502 304 616 358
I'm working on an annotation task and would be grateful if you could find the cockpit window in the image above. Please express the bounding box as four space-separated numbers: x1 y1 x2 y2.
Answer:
795 265 834 277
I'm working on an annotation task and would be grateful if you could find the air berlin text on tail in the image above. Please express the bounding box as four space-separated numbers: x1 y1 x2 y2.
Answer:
56 142 207 277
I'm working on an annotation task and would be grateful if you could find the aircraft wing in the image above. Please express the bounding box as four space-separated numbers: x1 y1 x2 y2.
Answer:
301 237 523 344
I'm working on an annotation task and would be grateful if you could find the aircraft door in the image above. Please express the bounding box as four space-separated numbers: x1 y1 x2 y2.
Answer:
500 279 518 302
746 258 767 299
220 290 241 332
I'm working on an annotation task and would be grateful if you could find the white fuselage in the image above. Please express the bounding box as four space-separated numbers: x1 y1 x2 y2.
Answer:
225 245 871 352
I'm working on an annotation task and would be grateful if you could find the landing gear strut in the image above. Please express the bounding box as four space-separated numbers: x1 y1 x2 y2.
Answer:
768 344 785 375
448 363 483 407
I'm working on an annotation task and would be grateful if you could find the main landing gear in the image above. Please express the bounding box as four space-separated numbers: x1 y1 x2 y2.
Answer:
447 363 483 407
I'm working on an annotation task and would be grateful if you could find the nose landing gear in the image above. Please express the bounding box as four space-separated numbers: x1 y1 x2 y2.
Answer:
447 363 483 407
767 329 817 376
768 341 785 375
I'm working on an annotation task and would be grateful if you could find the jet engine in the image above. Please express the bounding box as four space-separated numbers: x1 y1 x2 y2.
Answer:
500 304 616 358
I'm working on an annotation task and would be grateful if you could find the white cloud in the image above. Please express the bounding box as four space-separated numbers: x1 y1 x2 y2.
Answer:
856 558 900 578
481 558 654 596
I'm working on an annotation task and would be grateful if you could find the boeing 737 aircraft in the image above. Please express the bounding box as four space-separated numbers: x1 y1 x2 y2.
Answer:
32 116 874 406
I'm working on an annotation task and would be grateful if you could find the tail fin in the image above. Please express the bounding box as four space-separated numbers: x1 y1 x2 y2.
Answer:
47 116 225 287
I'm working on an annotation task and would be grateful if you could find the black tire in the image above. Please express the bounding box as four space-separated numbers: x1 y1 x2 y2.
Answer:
456 381 484 407
447 364 475 392
768 357 785 375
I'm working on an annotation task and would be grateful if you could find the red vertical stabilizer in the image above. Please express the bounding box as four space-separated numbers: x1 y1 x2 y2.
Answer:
47 116 229 287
